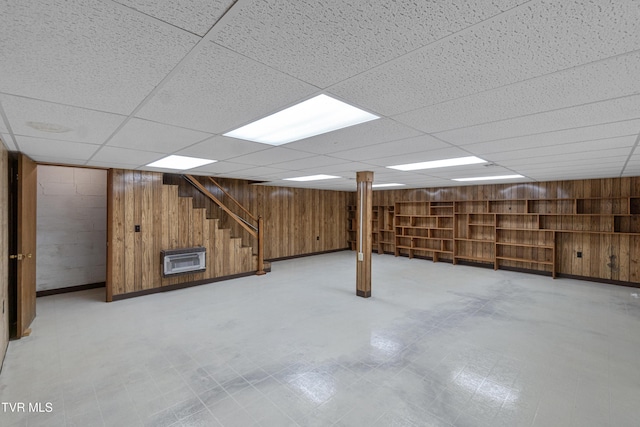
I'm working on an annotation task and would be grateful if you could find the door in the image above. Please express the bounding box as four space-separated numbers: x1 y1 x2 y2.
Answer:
8 153 37 338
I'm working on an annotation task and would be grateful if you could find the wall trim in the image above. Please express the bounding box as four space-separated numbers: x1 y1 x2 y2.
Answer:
110 267 271 301
36 282 105 297
556 273 640 288
266 248 350 262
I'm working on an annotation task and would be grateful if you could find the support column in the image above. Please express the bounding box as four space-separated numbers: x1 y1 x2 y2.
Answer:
356 171 373 298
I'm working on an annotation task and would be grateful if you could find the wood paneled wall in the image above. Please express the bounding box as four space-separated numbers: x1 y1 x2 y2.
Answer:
373 177 640 285
165 175 352 260
0 139 9 367
108 171 352 299
108 170 258 300
372 178 640 205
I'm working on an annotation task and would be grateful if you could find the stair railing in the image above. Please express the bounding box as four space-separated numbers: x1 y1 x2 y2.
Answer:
183 175 265 275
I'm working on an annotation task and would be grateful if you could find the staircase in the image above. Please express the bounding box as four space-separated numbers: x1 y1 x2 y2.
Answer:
169 174 269 277
163 182 267 282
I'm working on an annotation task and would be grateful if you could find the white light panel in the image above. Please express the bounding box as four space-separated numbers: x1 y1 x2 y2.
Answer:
224 94 379 145
284 174 340 182
453 174 524 182
387 156 486 171
146 155 216 170
372 183 405 188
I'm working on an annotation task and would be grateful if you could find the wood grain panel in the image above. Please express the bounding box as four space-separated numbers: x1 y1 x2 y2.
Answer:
112 171 349 299
373 177 640 285
0 140 9 362
16 154 37 337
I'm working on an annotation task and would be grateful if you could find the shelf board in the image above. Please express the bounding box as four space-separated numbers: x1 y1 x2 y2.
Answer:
550 230 640 235
468 223 495 226
496 256 553 265
413 248 453 254
496 227 550 232
496 242 553 249
493 213 539 216
455 238 494 243
454 255 494 262
397 235 453 241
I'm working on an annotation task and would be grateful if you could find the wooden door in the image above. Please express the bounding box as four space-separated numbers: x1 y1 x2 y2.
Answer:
13 154 37 337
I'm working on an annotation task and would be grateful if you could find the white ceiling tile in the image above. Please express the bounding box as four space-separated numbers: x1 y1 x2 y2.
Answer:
622 156 640 176
188 161 252 175
424 165 517 180
227 147 313 166
85 161 139 169
15 136 99 161
395 52 640 133
503 155 629 169
0 0 198 114
0 112 7 133
3 0 640 189
90 146 164 167
483 136 636 163
460 120 640 155
0 95 125 144
269 155 351 171
1 134 17 151
29 156 90 167
329 135 450 162
228 166 290 179
136 42 317 133
330 0 640 116
298 161 378 176
213 0 526 88
529 170 625 181
435 96 640 145
366 147 477 167
176 136 268 161
284 119 423 155
113 0 235 36
107 118 212 152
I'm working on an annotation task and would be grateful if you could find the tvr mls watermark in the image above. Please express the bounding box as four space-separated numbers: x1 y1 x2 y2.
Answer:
2 402 53 413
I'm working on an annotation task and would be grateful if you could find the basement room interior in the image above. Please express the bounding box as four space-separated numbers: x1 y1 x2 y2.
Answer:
1 1 640 427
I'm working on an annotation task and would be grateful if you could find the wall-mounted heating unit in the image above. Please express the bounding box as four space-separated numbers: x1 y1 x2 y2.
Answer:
161 247 206 277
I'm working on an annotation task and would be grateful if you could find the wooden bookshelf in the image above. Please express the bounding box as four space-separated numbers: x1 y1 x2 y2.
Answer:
348 205 395 254
351 194 640 282
394 201 453 262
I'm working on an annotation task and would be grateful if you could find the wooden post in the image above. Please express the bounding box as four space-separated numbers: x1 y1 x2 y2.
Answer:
356 171 374 298
256 216 266 275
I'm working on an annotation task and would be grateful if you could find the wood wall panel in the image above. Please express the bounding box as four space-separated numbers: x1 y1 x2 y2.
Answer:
374 177 640 285
108 171 352 298
0 139 9 366
165 175 352 260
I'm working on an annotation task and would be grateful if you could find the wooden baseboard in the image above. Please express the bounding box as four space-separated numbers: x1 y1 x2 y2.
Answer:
110 267 271 301
556 273 640 288
266 248 350 262
36 282 105 297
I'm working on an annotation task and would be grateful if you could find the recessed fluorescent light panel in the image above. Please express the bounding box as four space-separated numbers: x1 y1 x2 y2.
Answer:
372 183 405 188
146 155 216 170
388 156 486 171
453 175 524 182
223 94 379 145
284 174 340 182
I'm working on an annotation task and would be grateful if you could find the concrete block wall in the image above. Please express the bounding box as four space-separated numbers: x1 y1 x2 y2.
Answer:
36 166 106 291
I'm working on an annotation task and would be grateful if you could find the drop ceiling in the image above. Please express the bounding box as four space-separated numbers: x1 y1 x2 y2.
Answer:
1 0 639 191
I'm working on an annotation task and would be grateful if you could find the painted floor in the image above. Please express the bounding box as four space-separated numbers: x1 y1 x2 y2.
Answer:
1 252 639 426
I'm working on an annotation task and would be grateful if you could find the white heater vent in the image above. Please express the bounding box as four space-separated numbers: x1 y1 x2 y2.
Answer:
162 247 206 276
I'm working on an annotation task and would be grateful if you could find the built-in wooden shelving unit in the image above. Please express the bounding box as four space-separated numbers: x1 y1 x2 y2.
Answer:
348 205 395 254
394 201 454 262
348 196 640 281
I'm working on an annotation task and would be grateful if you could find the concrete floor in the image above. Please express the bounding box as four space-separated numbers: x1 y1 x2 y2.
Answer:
1 251 639 426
